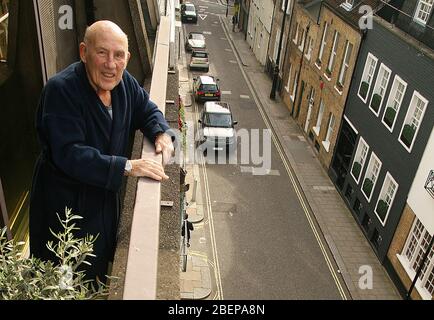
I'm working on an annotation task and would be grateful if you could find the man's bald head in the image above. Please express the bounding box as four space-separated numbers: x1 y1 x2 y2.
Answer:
83 20 129 49
79 20 131 94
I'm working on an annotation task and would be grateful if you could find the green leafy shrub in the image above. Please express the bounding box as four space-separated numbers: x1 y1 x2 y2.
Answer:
384 107 396 128
352 162 362 180
0 208 113 300
400 124 416 148
376 200 389 221
363 178 374 198
359 81 369 99
370 93 382 113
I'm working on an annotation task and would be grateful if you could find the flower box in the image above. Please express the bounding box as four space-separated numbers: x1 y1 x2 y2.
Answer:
376 200 389 221
370 93 382 113
363 178 374 198
359 81 369 100
400 124 416 148
352 162 362 180
384 107 396 128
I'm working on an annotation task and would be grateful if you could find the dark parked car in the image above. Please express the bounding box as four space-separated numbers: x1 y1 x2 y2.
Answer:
193 75 221 102
181 3 197 23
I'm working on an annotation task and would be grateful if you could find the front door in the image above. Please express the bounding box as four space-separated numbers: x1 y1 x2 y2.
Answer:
305 87 315 133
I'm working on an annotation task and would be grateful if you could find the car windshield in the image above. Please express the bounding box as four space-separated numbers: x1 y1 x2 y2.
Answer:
190 33 204 40
201 84 217 91
185 4 195 12
205 113 232 128
192 52 208 58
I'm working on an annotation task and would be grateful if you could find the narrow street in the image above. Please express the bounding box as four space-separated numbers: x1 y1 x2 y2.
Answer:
181 0 347 300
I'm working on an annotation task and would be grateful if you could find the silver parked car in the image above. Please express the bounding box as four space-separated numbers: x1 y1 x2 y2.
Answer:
185 32 206 52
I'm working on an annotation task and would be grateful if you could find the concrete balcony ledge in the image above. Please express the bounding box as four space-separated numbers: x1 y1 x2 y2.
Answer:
109 16 180 300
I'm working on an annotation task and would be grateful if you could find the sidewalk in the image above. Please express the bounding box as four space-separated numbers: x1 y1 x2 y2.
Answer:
221 16 401 300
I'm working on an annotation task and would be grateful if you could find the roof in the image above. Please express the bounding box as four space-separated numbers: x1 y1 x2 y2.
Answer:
204 102 231 114
199 75 217 84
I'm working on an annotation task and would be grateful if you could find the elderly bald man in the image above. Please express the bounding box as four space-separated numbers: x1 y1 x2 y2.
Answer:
29 20 174 282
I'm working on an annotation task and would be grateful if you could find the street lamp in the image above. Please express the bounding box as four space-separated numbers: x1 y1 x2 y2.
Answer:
270 0 291 100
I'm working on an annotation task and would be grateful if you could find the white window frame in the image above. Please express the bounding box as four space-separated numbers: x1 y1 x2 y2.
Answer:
382 75 408 132
293 22 299 44
291 70 298 101
305 36 314 61
351 137 369 184
327 31 340 74
358 53 378 103
414 0 433 25
398 91 428 152
398 218 434 300
298 28 305 52
285 63 292 92
374 172 398 226
341 0 354 11
322 113 335 153
368 63 392 117
361 152 382 202
281 0 292 14
317 22 328 66
338 41 353 87
313 99 325 136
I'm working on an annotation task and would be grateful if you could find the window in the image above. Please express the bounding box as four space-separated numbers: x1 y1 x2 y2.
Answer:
338 41 353 88
341 0 355 11
369 63 391 116
414 0 433 25
399 91 428 152
351 137 369 184
400 219 434 300
298 28 305 52
281 0 292 14
293 22 299 44
313 99 325 136
291 70 298 101
382 75 407 131
326 31 340 76
323 113 335 152
317 22 328 66
285 63 292 92
358 53 378 103
273 28 281 62
305 36 314 61
374 173 398 225
0 0 8 61
362 152 382 202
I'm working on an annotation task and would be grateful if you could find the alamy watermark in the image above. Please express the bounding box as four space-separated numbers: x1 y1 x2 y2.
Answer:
358 265 373 290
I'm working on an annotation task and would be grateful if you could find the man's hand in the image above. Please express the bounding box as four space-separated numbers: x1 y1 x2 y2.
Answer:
155 132 175 166
128 159 169 181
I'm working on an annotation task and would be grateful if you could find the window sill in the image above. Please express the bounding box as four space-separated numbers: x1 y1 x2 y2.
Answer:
322 140 330 153
323 73 331 82
315 62 322 70
290 95 295 102
312 126 320 136
334 85 343 95
305 54 311 61
285 86 290 93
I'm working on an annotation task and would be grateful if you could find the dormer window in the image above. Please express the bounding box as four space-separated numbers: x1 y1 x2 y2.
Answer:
414 0 433 25
341 0 355 11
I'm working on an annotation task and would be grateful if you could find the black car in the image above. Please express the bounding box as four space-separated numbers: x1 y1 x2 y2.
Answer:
181 3 197 23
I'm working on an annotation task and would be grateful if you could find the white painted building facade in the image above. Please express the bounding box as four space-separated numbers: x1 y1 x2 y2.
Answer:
247 0 274 66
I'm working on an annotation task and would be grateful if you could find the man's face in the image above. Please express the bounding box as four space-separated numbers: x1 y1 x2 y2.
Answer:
80 32 130 92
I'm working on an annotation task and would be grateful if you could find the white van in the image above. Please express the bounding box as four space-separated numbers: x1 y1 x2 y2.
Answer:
197 102 238 154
